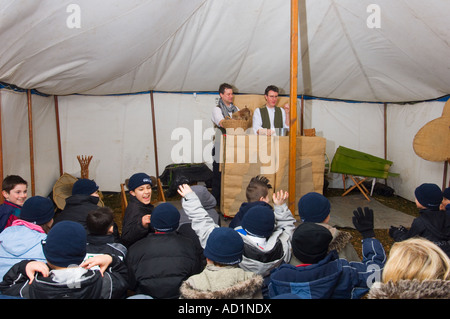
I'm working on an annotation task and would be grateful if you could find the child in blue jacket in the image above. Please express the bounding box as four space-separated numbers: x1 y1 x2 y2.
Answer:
268 207 386 299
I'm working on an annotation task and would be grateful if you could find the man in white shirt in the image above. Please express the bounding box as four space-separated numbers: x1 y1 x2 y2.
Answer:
252 85 290 135
210 83 240 204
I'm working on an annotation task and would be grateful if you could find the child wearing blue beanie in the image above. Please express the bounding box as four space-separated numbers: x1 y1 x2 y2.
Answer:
180 226 264 299
295 192 360 263
121 172 154 247
126 202 202 299
389 183 450 258
0 221 129 299
178 184 296 278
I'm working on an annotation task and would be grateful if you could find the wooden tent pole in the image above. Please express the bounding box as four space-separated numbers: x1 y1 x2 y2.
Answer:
27 90 35 196
0 90 3 203
444 159 449 190
300 94 304 135
54 95 63 175
384 103 387 160
150 91 160 178
288 0 299 215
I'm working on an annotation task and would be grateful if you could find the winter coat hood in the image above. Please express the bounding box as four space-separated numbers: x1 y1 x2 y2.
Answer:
179 265 263 299
25 268 104 299
367 279 450 299
0 225 45 256
0 224 47 278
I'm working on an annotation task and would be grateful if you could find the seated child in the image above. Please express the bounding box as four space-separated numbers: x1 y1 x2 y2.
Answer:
126 203 202 299
367 237 450 299
0 175 28 232
179 227 263 299
178 184 217 269
178 184 296 278
121 173 154 247
0 196 55 279
54 178 100 230
86 207 127 262
268 207 386 299
389 183 450 257
296 192 360 262
229 175 273 229
0 221 128 299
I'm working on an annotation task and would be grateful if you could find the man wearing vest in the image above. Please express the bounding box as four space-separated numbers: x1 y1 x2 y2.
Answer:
211 83 240 204
252 85 290 135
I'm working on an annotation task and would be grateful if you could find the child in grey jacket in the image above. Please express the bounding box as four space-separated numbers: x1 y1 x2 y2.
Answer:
178 184 296 277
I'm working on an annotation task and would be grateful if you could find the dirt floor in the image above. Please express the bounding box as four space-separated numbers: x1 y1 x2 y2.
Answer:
103 187 419 260
324 187 418 258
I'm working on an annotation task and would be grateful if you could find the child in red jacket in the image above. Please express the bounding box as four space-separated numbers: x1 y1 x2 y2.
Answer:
0 175 28 232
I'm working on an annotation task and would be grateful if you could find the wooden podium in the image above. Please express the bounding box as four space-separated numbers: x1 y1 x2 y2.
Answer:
219 135 326 218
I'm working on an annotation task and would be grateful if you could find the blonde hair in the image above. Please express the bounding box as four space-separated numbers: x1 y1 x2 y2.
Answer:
382 237 450 282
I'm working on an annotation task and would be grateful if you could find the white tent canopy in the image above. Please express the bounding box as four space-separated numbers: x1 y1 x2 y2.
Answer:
2 0 450 101
0 0 449 202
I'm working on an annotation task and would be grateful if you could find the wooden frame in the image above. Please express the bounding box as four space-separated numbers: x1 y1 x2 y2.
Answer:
342 174 370 201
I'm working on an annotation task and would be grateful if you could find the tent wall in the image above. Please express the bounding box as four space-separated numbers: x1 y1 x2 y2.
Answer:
302 98 446 201
58 93 215 192
386 101 445 201
58 94 157 190
0 89 59 196
0 89 446 202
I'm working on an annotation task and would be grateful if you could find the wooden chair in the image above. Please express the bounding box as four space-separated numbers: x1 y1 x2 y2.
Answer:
120 177 166 219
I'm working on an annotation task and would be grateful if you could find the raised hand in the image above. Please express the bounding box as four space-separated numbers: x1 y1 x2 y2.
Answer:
273 190 289 206
352 207 375 238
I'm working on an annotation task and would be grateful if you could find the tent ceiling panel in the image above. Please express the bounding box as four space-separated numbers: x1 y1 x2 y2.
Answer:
1 0 450 102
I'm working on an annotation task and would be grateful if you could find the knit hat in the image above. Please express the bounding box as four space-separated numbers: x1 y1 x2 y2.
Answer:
42 221 87 267
414 183 443 211
443 187 450 200
21 196 55 225
72 179 99 196
203 227 243 265
150 203 180 232
291 222 332 264
298 192 330 223
241 206 275 238
128 173 152 191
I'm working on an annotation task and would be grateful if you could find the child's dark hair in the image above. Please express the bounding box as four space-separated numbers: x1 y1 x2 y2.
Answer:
2 175 27 193
246 175 272 202
86 207 114 235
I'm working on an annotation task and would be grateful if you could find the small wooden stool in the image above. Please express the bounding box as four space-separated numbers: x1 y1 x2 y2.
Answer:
342 174 371 201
